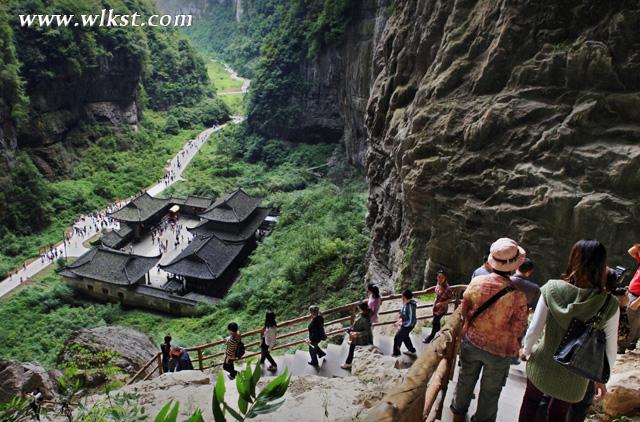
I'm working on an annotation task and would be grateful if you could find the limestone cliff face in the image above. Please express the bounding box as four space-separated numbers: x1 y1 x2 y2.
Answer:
364 0 640 288
18 49 141 179
252 0 389 167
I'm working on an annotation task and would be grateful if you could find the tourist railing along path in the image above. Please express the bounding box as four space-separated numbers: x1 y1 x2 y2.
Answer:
128 284 467 385
365 307 464 422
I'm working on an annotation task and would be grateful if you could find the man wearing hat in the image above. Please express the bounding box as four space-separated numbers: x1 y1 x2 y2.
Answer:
451 238 529 422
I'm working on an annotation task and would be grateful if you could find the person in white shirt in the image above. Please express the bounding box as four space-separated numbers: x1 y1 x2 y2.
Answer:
261 310 278 373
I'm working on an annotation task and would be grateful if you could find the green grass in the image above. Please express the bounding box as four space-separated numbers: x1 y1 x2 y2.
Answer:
220 93 246 115
206 59 244 92
0 124 369 368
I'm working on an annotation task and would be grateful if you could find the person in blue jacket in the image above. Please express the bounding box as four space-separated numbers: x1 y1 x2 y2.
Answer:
392 289 417 357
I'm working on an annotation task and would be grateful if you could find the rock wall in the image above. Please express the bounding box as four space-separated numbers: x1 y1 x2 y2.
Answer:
363 0 640 289
17 49 141 180
250 0 390 167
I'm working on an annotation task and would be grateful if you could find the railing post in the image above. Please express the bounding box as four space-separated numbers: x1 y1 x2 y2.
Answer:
198 349 203 371
157 353 163 376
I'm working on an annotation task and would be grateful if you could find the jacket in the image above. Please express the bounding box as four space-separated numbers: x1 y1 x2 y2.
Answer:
350 315 373 346
308 315 326 343
526 280 619 403
400 299 417 328
263 326 277 349
225 333 241 360
462 273 528 357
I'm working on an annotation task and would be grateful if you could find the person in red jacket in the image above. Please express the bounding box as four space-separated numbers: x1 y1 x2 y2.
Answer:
624 243 640 352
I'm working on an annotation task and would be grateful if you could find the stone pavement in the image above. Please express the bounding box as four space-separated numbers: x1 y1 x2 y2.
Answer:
0 117 244 299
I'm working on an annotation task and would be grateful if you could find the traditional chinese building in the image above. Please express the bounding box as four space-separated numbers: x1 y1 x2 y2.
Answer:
60 247 207 315
189 189 271 241
108 192 172 239
159 234 251 297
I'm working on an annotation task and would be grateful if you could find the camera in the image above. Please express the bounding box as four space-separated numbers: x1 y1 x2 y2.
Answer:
607 265 628 296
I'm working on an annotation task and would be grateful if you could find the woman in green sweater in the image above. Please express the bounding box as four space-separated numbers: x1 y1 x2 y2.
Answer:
341 301 373 370
518 240 620 421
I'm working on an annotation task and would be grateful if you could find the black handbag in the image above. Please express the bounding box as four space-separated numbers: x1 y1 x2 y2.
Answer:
553 295 612 383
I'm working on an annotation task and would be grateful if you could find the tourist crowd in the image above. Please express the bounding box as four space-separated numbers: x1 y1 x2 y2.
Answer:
157 237 640 422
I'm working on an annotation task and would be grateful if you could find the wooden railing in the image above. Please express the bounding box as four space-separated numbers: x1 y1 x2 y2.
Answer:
364 307 464 422
127 285 467 385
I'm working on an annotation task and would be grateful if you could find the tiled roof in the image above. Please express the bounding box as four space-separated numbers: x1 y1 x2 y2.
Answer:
199 189 261 223
100 223 133 248
109 193 171 223
190 207 270 241
159 235 245 280
184 196 213 209
60 247 160 285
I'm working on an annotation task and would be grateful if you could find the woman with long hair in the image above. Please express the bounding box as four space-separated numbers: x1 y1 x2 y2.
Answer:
261 310 278 373
423 270 453 343
367 283 382 323
518 240 620 421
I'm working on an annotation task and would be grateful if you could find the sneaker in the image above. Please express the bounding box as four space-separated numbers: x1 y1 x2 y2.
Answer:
308 361 319 367
403 350 417 357
340 363 352 370
391 353 401 358
422 337 432 344
268 365 277 373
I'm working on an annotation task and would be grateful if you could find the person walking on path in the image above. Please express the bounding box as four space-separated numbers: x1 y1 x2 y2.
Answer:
392 289 418 357
160 335 172 373
306 305 327 368
224 322 242 379
567 267 627 422
622 242 640 352
260 311 278 373
450 237 529 422
170 346 194 372
341 301 373 370
471 254 492 279
367 283 382 323
423 270 453 344
518 240 620 422
510 258 541 311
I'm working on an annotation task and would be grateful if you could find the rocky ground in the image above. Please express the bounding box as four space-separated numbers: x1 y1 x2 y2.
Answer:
81 348 404 422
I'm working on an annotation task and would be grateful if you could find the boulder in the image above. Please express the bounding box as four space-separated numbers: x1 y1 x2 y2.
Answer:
599 349 640 419
58 326 158 376
0 360 61 403
601 370 640 418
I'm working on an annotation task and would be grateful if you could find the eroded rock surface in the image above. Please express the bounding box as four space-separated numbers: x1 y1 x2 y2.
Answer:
58 326 158 376
598 349 640 419
0 360 61 403
364 0 640 289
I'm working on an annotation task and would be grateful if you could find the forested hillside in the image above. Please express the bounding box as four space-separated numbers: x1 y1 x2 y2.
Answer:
0 0 229 278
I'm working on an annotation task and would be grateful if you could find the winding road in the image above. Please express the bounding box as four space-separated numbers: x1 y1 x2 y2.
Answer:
0 69 250 299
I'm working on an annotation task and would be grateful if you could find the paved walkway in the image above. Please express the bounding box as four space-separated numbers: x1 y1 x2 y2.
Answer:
0 117 244 299
218 62 251 95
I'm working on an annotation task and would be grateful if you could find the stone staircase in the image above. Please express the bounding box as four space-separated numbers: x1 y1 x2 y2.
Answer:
242 326 438 379
236 325 528 422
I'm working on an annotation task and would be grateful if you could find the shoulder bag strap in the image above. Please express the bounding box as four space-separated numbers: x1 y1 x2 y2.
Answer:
589 294 613 326
468 286 515 324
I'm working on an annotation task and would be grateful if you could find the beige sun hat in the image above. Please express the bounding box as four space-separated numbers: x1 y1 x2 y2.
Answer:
488 237 526 272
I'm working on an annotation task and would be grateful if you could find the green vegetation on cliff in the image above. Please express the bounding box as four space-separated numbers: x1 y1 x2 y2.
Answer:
0 0 231 278
0 125 368 367
0 111 221 279
185 0 287 78
9 0 210 112
247 0 354 136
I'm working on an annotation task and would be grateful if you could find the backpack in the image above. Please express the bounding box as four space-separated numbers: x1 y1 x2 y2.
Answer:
235 340 245 359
